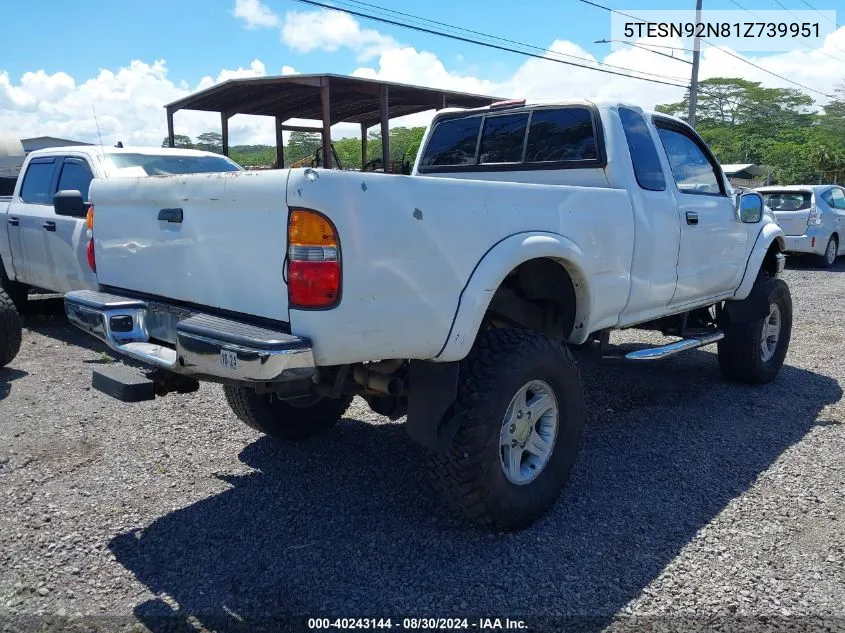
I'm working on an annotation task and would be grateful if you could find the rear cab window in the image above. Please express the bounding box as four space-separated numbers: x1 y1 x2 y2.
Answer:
418 104 604 172
19 157 58 205
763 191 812 211
105 153 243 176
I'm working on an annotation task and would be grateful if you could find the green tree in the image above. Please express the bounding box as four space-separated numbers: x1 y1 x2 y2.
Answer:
656 77 845 185
285 132 322 166
161 134 193 149
196 131 223 154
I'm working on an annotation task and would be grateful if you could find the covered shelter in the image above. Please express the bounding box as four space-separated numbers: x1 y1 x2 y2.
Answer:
721 163 770 188
164 74 506 170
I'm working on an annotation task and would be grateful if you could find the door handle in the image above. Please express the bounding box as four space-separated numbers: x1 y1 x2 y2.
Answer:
7 217 19 227
43 221 56 232
158 208 183 223
686 212 699 225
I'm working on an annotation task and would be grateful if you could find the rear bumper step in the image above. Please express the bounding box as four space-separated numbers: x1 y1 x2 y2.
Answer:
64 289 315 383
623 331 724 361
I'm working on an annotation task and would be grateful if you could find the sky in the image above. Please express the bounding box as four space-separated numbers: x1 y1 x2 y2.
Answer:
1 0 844 147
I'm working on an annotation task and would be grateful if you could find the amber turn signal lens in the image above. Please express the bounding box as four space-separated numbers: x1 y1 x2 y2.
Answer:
86 207 94 230
289 209 337 246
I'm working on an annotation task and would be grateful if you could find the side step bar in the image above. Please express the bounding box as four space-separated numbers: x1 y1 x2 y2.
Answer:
623 331 724 361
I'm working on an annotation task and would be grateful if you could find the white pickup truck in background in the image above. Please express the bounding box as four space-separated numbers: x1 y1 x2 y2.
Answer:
65 100 790 529
0 146 242 367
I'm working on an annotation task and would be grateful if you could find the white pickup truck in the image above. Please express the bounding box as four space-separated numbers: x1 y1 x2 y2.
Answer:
65 100 790 529
0 146 242 367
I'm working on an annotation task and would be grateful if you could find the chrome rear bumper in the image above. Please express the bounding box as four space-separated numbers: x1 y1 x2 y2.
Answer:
64 289 314 383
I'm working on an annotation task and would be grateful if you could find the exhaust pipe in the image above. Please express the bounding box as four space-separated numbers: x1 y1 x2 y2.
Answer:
353 364 404 396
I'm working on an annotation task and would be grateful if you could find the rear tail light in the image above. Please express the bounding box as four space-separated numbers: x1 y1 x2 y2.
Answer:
287 209 340 309
86 206 96 272
807 204 822 226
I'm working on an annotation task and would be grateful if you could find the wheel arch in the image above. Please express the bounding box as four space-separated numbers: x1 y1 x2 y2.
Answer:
435 232 592 362
733 224 786 300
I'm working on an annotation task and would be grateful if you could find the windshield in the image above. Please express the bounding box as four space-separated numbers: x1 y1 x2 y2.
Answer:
762 191 812 211
106 153 243 176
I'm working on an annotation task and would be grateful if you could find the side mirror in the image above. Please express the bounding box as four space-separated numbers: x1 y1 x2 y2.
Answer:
53 190 87 218
738 192 763 224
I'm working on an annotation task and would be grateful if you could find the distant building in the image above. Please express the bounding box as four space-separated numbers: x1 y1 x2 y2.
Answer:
721 164 770 188
0 135 25 196
20 136 92 154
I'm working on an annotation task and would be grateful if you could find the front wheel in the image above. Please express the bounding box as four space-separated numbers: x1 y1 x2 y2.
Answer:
223 386 352 440
429 328 585 530
718 276 792 384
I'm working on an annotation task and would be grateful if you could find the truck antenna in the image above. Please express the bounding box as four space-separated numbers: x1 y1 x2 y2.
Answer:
92 105 106 158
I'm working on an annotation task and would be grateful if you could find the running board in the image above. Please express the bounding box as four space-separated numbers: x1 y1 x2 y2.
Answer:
623 331 724 361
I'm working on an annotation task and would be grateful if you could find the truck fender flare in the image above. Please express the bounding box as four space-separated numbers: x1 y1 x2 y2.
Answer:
434 232 592 363
732 223 786 302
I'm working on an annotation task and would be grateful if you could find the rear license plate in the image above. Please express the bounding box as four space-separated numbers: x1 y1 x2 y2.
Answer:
220 349 238 370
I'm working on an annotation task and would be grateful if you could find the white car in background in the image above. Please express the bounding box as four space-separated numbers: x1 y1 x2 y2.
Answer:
757 185 845 268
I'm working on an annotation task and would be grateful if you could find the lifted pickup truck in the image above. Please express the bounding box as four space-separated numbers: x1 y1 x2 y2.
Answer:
66 100 790 529
0 146 242 367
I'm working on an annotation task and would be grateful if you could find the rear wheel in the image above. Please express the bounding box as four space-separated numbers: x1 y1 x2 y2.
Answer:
718 276 792 384
429 328 585 530
0 287 22 368
223 386 352 440
819 235 838 268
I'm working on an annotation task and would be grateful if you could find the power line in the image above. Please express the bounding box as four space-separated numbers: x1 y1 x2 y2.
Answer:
787 0 845 55
291 0 697 89
797 0 840 27
598 39 693 63
762 0 845 60
333 0 691 83
576 0 835 98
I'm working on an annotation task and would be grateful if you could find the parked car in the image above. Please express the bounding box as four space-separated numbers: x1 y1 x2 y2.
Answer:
757 184 845 268
65 100 790 529
0 146 242 367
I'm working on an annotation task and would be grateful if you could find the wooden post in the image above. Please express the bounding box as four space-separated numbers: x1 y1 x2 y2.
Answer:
166 109 175 148
221 112 229 157
320 80 332 169
379 85 389 172
360 123 368 170
275 116 285 168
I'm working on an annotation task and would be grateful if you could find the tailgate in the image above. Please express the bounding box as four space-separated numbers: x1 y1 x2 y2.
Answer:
90 170 291 322
762 190 813 236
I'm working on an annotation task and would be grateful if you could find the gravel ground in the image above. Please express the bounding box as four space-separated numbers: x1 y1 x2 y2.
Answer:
1 260 844 633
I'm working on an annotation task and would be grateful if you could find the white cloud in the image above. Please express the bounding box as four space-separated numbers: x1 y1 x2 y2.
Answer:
0 59 276 147
2 4 843 152
196 58 267 91
280 9 397 61
232 0 279 29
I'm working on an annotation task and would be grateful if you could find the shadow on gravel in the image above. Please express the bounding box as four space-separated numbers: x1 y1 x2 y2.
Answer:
107 348 842 633
784 255 845 272
21 296 111 355
0 367 28 401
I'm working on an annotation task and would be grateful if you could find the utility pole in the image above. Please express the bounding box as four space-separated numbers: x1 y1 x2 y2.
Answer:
688 0 702 128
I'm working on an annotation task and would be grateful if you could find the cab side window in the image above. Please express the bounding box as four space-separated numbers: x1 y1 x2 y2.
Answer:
56 158 95 201
19 157 58 204
655 124 723 195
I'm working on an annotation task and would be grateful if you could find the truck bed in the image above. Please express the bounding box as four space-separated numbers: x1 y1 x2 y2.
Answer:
90 167 635 364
